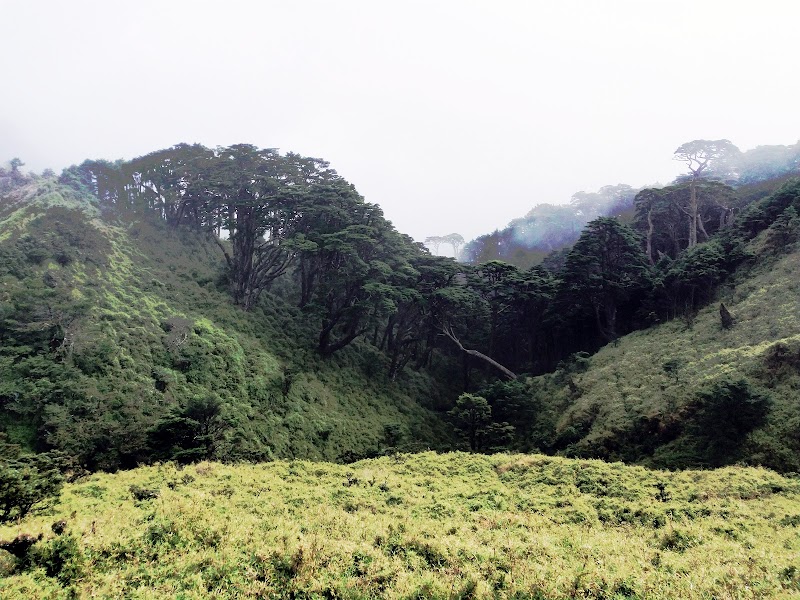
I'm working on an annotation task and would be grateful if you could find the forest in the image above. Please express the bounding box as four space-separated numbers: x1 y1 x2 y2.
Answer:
1 138 800 473
461 140 800 268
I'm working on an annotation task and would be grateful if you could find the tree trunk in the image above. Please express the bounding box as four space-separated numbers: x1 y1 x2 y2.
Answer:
688 180 698 248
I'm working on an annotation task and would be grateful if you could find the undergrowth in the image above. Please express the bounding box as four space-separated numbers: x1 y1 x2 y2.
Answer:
1 452 799 598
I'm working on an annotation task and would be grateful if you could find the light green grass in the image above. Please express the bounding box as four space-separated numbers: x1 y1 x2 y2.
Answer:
2 452 799 599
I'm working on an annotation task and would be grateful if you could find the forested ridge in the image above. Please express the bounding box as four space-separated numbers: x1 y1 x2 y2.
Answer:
1 140 800 482
462 139 800 268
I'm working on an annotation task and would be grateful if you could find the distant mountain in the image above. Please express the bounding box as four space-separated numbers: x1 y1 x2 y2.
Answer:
463 140 800 269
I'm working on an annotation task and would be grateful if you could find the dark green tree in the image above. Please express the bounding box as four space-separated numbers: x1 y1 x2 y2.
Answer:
560 218 652 342
149 396 229 464
0 435 65 523
673 140 740 248
449 393 492 451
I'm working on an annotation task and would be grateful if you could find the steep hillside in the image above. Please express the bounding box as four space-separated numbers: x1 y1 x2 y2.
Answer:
0 181 453 469
525 225 800 471
1 453 799 598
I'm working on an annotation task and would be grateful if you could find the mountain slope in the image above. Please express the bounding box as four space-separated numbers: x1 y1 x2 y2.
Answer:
526 225 800 471
0 181 452 469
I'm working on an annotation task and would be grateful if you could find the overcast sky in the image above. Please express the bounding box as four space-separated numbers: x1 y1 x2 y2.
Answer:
2 0 799 243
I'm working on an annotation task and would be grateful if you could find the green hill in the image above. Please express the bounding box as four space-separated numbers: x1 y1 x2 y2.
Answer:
0 180 452 469
521 217 800 472
1 452 799 598
2 154 800 598
3 168 800 474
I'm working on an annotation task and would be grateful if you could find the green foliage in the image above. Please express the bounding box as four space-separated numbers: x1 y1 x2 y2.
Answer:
0 181 455 470
0 437 64 523
1 453 799 598
661 357 683 383
683 378 771 466
4 148 800 480
765 205 800 251
449 394 491 451
149 395 230 464
31 532 84 584
448 393 516 453
559 217 652 342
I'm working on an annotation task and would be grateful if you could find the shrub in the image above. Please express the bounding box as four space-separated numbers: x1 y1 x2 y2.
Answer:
0 437 65 523
688 378 771 466
32 533 84 584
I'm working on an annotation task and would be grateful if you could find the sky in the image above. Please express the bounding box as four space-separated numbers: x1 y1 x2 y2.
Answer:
2 0 799 244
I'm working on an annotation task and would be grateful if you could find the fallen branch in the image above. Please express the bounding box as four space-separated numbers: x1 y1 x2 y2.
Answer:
442 324 517 380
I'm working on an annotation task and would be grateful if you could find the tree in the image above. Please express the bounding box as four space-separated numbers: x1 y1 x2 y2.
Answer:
442 233 465 259
127 143 214 227
206 145 339 309
634 182 738 262
663 240 726 314
560 218 651 342
424 235 445 255
149 396 230 463
673 140 740 248
449 393 491 451
688 378 771 466
469 261 520 359
432 284 517 382
0 435 65 523
291 183 406 356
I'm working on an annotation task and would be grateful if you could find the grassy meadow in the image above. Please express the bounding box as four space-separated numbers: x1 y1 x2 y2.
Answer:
2 452 800 599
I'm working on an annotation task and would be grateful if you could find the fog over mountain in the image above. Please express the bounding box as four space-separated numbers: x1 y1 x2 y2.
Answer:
2 1 799 242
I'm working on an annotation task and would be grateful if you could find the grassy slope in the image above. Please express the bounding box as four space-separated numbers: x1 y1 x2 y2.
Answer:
1 452 799 598
0 182 452 462
537 230 800 471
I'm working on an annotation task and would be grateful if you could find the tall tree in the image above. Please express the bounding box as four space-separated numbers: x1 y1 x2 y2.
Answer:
206 145 339 310
673 140 740 248
442 233 465 259
424 235 445 255
560 218 651 342
634 182 738 262
127 144 214 227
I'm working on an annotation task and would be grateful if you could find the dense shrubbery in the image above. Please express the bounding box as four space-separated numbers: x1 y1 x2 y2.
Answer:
2 453 799 598
0 435 65 523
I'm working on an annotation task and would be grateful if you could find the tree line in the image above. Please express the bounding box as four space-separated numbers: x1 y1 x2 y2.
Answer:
2 139 799 470
462 139 800 268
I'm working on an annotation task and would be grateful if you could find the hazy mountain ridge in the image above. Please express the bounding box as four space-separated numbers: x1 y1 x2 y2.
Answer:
463 140 800 269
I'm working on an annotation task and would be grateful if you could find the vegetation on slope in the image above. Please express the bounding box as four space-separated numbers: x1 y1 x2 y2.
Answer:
2 141 799 476
502 199 800 471
1 453 799 598
0 179 452 470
